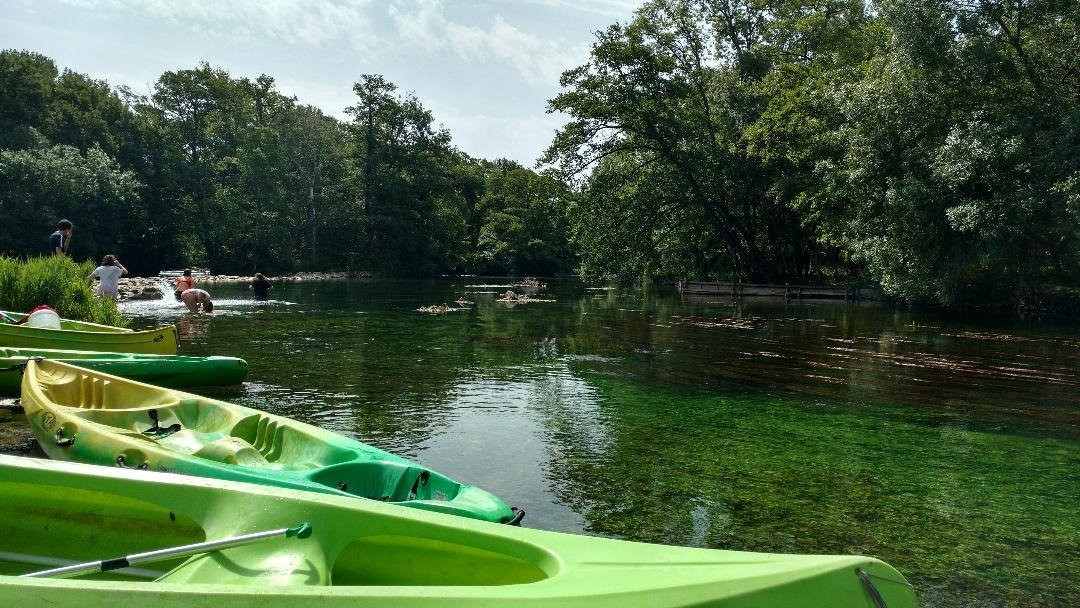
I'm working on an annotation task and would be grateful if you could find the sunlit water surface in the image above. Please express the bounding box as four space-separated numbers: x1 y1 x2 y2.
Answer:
122 279 1080 607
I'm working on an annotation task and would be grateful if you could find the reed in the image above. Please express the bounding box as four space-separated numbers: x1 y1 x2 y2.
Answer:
0 256 128 327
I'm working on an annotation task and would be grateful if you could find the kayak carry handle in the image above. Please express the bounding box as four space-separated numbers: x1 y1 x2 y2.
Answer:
55 429 75 448
117 457 150 470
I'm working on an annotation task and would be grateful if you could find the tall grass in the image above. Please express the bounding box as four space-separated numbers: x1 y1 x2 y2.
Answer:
0 256 128 327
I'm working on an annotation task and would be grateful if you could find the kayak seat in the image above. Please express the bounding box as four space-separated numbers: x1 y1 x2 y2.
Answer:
228 414 287 460
80 375 109 409
192 436 271 467
227 414 340 468
157 430 271 468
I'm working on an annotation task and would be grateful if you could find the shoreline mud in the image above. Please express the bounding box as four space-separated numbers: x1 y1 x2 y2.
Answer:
0 399 37 456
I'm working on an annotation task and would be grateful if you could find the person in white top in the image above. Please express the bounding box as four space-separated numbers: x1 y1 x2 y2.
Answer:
88 255 128 300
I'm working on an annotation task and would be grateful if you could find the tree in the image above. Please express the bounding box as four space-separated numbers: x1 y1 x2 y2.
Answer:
345 75 458 274
0 145 145 262
544 0 866 282
0 50 57 149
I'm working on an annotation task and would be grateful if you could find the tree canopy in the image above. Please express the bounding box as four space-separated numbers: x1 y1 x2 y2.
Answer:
0 51 574 277
2 0 1077 307
545 0 1079 304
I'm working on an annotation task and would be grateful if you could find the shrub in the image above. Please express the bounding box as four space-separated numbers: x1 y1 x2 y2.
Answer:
0 255 128 327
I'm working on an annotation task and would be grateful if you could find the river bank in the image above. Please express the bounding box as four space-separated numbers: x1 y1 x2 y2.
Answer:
0 399 35 456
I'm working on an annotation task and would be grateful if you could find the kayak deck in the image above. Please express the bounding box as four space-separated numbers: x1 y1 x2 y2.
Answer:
0 455 917 607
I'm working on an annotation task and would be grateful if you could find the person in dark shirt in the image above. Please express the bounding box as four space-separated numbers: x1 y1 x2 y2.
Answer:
250 272 273 299
49 219 74 255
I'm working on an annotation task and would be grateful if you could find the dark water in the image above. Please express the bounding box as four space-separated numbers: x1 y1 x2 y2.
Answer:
123 279 1079 607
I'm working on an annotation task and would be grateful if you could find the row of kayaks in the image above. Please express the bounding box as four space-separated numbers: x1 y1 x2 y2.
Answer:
0 308 213 395
0 310 918 606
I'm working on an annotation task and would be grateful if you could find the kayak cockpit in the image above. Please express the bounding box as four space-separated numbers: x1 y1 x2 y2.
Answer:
0 466 550 588
0 481 205 580
307 460 461 502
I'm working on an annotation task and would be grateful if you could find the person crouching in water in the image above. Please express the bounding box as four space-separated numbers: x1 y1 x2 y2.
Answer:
88 255 128 300
180 288 214 313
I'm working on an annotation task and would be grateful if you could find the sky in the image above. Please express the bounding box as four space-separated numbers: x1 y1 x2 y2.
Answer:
2 0 640 165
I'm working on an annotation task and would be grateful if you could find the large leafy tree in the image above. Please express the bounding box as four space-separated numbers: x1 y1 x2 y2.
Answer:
545 0 869 282
548 0 1079 304
829 0 1080 303
0 145 144 260
345 75 461 274
0 50 57 149
470 160 575 276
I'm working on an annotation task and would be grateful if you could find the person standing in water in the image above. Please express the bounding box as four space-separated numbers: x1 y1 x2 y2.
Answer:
174 269 195 300
180 288 214 313
250 272 273 299
88 255 127 300
49 219 74 256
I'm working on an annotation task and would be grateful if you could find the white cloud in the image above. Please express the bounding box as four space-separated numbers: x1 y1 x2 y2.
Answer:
32 0 638 163
58 0 377 51
388 0 587 86
429 105 568 165
521 0 641 18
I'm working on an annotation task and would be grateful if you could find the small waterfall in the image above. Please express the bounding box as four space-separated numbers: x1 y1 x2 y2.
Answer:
154 278 183 307
157 279 175 298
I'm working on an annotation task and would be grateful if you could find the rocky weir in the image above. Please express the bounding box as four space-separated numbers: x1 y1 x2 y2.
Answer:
118 272 373 301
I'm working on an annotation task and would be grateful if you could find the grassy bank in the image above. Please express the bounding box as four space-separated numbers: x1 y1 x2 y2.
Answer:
0 256 128 327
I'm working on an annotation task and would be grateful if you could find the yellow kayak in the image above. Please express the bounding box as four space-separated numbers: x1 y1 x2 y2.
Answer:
0 310 178 354
21 359 519 523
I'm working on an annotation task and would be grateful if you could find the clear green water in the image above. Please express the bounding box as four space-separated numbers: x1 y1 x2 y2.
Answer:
123 279 1079 607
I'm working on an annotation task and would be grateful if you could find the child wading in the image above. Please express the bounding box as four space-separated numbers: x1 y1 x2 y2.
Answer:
174 269 195 300
88 255 128 300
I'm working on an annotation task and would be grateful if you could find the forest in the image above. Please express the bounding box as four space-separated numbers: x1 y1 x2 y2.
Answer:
1 0 1077 307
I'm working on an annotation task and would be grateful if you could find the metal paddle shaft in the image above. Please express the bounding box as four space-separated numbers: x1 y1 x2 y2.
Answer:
22 522 312 579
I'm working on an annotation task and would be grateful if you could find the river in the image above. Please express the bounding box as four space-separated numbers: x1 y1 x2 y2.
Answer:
122 278 1080 607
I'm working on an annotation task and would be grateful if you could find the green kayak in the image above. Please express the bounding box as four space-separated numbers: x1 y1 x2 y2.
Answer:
0 455 917 607
0 310 179 354
21 359 520 524
0 347 247 396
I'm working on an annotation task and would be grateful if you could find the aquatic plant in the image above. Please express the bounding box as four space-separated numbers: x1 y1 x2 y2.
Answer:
0 255 128 326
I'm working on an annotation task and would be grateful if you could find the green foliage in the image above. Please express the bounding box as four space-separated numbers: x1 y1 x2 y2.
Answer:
0 144 144 261
546 0 1080 305
0 51 573 278
0 255 127 326
4 2 1077 306
467 159 575 276
0 50 57 150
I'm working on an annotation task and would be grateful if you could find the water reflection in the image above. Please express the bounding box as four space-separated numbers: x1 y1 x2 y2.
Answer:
120 279 1079 607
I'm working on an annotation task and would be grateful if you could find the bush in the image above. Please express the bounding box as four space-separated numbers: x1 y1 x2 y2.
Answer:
0 255 128 327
